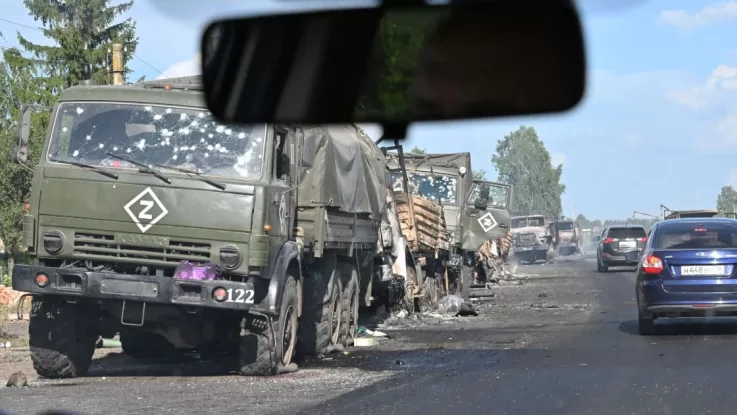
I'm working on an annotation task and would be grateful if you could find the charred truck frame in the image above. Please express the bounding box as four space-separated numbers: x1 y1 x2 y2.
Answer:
9 76 399 378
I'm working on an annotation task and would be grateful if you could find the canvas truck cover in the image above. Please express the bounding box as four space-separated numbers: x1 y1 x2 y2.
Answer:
298 124 388 218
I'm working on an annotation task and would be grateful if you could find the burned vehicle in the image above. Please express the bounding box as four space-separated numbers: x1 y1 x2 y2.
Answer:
510 214 551 264
549 218 580 256
9 76 395 378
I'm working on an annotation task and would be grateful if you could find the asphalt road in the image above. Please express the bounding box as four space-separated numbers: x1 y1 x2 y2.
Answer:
3 255 737 414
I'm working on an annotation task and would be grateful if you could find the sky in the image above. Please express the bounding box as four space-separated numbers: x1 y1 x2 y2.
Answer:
2 0 737 220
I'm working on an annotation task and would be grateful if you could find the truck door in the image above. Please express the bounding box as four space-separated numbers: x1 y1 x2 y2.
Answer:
461 180 512 251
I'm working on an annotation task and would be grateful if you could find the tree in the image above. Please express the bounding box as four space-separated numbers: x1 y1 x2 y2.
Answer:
409 146 426 155
492 126 565 217
716 185 737 214
472 169 487 180
18 0 139 89
0 48 52 273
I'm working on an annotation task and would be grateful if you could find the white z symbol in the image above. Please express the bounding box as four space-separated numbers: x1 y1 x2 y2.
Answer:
138 200 154 220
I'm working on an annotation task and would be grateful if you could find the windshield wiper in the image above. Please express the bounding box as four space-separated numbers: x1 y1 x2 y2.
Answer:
49 158 119 180
154 164 226 190
105 152 171 184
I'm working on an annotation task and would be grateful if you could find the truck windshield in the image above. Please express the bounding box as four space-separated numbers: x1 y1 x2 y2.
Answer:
46 102 266 180
557 222 574 230
390 171 458 204
511 217 545 228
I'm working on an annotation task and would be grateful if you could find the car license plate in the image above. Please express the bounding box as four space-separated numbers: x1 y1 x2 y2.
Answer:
619 240 636 248
681 265 726 276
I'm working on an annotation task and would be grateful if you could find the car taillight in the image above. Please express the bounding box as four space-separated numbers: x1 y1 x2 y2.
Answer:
639 237 647 242
602 237 615 244
642 255 664 275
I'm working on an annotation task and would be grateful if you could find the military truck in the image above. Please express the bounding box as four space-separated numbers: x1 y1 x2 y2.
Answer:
9 76 396 378
549 217 581 256
383 150 512 295
510 214 551 264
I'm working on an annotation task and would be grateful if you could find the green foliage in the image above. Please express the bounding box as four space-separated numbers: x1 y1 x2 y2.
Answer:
408 146 426 154
716 185 737 215
354 10 443 121
472 169 487 180
575 214 601 229
492 126 565 217
19 0 139 88
0 0 139 260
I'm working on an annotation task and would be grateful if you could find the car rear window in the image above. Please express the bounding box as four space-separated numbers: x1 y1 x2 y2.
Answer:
654 222 737 249
607 227 646 239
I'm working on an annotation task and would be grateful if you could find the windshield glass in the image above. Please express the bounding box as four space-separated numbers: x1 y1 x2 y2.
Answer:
655 222 737 250
608 227 647 239
511 217 545 228
391 171 458 204
47 102 266 179
468 182 509 210
557 222 574 230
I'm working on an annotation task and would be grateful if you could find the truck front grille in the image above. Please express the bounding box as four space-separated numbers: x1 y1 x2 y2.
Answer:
514 232 538 246
73 232 211 265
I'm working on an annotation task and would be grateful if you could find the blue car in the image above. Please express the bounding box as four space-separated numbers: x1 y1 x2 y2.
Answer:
636 217 737 335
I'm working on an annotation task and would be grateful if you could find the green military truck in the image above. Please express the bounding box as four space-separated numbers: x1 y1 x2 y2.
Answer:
10 76 391 378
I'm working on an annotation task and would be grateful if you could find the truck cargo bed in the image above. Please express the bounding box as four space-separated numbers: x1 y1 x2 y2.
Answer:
297 206 378 257
394 193 449 253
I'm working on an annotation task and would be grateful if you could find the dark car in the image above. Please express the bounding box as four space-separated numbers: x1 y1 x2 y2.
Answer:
636 218 737 335
596 225 648 272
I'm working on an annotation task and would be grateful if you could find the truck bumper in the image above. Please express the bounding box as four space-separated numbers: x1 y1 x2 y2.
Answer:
12 264 266 312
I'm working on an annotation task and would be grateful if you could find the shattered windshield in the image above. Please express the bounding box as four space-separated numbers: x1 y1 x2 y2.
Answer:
511 217 545 228
557 222 574 230
390 171 458 204
46 102 266 179
468 182 509 210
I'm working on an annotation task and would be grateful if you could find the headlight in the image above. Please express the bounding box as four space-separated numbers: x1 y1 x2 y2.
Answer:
219 246 242 269
43 231 64 255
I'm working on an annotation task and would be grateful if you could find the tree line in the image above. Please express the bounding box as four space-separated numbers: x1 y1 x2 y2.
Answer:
0 0 139 269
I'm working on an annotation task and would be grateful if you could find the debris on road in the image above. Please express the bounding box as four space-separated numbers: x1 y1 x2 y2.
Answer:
5 371 27 387
438 295 480 317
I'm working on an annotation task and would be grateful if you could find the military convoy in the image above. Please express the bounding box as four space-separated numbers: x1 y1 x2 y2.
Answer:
8 76 514 379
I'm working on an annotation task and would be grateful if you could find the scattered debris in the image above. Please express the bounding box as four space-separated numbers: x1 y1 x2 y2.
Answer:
5 371 27 387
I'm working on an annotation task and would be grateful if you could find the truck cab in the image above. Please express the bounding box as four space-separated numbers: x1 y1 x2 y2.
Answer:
510 214 550 264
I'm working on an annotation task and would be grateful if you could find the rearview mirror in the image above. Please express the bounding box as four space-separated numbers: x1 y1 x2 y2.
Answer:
12 145 28 164
200 1 586 127
474 197 488 211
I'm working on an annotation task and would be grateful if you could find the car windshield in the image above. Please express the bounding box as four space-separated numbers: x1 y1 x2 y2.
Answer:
391 171 458 204
468 183 509 210
46 102 266 179
608 227 646 239
655 222 737 249
557 222 574 230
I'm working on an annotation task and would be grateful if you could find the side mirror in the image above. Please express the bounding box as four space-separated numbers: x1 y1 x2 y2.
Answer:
19 107 32 146
12 145 28 164
301 132 318 168
474 197 488 210
592 236 601 242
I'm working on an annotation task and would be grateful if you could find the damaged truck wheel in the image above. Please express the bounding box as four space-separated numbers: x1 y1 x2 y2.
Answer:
297 264 343 356
239 275 299 376
29 296 98 379
339 262 360 347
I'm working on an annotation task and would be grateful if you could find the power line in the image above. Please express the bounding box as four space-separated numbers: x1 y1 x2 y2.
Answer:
0 17 164 76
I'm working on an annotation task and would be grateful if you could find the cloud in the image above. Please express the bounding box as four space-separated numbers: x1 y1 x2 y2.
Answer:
659 2 737 31
156 54 201 79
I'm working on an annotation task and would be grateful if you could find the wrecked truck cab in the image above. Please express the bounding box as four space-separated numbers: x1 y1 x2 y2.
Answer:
510 215 551 264
10 77 383 378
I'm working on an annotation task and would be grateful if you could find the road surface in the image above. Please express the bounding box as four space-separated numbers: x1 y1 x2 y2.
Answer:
2 255 735 414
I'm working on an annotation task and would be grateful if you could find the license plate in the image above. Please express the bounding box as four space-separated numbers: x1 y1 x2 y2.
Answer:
681 265 726 276
619 240 636 248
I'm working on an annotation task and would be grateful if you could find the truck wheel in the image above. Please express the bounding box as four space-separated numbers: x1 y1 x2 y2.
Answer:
339 263 360 347
460 265 473 298
120 329 175 359
420 274 441 311
239 275 299 376
297 268 343 356
28 296 97 379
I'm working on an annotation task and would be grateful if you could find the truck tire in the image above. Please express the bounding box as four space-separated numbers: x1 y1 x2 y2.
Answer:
460 265 473 298
28 296 97 379
420 274 441 311
339 262 360 347
297 268 343 356
120 329 175 359
239 275 299 376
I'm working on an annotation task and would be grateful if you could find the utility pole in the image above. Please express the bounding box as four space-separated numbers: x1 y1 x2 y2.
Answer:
111 43 124 85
